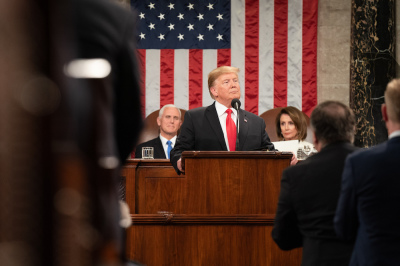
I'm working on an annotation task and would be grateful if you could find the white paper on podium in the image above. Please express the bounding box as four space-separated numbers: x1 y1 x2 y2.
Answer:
272 140 298 155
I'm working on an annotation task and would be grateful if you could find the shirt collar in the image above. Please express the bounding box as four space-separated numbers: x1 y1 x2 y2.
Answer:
215 101 237 117
389 130 400 139
159 134 177 145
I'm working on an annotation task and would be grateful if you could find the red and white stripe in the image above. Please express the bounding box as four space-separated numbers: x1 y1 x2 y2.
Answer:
137 0 318 117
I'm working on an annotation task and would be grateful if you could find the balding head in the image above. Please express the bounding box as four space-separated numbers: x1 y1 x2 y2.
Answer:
385 79 400 123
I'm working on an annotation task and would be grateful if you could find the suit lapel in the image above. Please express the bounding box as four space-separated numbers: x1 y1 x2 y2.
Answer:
205 103 227 150
238 109 248 151
155 137 166 159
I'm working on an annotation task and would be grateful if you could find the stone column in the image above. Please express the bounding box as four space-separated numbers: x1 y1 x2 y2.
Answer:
350 0 395 147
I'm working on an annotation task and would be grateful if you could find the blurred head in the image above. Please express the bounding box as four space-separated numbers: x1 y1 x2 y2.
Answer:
157 104 182 139
310 101 355 149
208 66 240 108
275 106 308 141
384 79 400 124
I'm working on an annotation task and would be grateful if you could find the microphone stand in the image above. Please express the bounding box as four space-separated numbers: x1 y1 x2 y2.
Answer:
235 103 239 151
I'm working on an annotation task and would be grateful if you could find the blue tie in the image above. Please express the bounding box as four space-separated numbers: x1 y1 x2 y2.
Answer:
166 140 172 159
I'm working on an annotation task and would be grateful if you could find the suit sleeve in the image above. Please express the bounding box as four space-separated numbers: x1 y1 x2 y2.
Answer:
170 111 195 174
334 155 358 240
271 169 303 250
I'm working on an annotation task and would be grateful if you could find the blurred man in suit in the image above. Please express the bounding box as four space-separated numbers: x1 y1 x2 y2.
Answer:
170 66 278 174
135 104 182 159
334 79 400 266
71 0 143 264
272 101 358 266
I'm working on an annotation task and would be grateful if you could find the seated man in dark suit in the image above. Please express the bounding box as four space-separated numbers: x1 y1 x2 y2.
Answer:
135 104 182 159
170 66 280 174
334 79 400 266
272 101 358 266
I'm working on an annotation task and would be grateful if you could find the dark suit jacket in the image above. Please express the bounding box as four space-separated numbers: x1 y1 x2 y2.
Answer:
72 0 142 255
135 137 166 159
272 142 358 266
334 136 400 266
170 102 274 174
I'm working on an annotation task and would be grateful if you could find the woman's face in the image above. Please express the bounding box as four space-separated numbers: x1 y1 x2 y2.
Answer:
280 114 298 140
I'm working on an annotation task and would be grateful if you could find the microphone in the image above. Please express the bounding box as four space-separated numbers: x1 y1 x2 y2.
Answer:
231 99 241 150
231 98 241 111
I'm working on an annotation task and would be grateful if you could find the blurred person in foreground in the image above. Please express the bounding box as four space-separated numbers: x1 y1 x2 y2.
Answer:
170 66 287 174
272 101 358 266
334 79 400 266
71 0 143 264
135 104 182 159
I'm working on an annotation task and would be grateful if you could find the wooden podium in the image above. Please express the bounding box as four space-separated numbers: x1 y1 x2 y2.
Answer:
123 151 302 265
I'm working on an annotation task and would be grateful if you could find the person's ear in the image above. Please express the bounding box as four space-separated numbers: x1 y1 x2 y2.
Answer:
312 131 321 152
157 116 161 127
210 86 218 98
381 103 388 122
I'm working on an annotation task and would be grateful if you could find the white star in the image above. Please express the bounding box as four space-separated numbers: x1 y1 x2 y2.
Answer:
177 33 184 41
148 23 155 30
197 34 204 41
139 13 145 19
187 3 194 10
158 13 165 20
216 34 223 41
207 3 214 10
168 3 175 10
177 13 184 20
158 34 165 41
217 13 223 20
168 23 175 30
197 13 204 20
187 24 194 31
207 24 214 31
148 2 155 9
139 33 145 39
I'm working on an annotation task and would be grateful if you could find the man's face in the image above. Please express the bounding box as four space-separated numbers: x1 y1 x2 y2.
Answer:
210 73 241 107
157 107 182 138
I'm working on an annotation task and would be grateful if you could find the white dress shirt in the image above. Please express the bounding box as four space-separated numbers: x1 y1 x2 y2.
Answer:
214 101 237 151
159 135 177 158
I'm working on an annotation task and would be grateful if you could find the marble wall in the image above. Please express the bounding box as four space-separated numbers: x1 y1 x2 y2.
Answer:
317 0 351 106
318 0 397 146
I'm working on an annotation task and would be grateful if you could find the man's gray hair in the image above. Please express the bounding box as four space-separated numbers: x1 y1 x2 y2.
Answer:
159 104 181 118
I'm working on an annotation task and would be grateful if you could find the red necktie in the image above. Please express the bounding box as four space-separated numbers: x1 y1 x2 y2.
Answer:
226 109 237 151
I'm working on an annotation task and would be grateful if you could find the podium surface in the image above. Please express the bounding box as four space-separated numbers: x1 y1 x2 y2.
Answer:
123 151 302 265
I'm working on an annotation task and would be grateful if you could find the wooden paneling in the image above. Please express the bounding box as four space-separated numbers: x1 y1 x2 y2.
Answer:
123 152 302 265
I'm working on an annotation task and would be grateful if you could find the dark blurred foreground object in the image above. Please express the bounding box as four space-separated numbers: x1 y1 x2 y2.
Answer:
0 0 142 265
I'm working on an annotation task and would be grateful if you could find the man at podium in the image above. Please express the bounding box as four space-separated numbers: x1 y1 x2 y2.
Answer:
170 66 276 174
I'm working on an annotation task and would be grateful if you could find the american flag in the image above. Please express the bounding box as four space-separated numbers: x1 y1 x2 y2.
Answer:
131 0 318 117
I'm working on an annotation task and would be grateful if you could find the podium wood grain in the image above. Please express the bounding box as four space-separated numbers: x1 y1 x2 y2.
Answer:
122 152 302 265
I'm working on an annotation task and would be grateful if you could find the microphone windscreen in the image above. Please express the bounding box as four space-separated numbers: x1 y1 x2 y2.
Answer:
231 98 241 109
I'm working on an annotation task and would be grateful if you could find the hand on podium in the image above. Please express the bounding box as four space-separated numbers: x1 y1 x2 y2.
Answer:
177 158 185 173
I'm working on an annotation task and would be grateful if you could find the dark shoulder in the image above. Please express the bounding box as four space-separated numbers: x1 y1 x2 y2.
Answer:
242 110 262 119
184 106 208 119
347 141 387 162
241 109 265 126
136 137 160 147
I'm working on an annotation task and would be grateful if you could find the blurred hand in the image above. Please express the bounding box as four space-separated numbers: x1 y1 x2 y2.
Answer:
177 158 185 172
290 153 298 165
